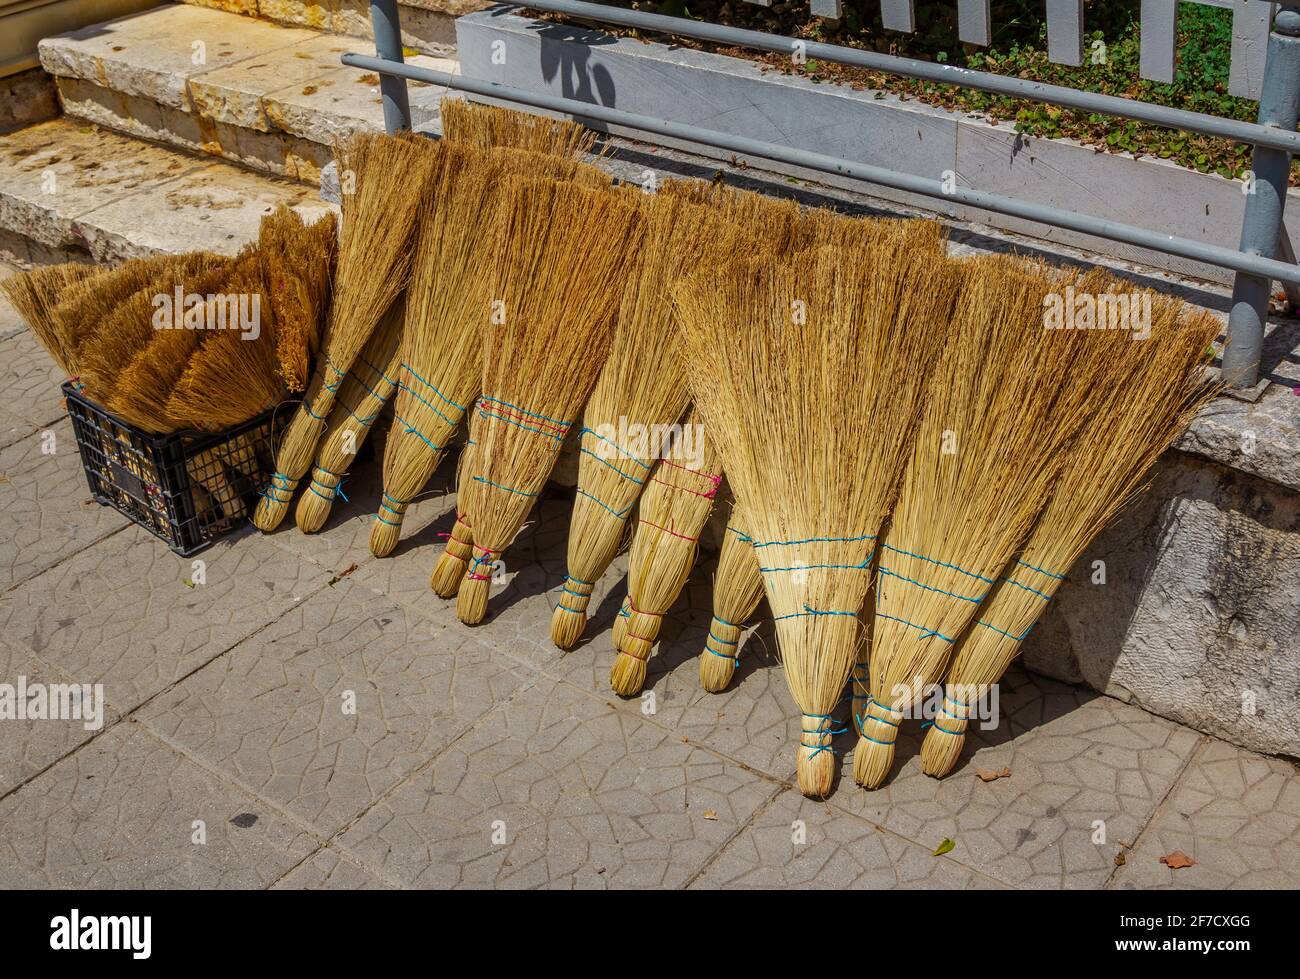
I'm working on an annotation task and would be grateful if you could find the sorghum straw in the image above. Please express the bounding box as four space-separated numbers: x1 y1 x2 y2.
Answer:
296 295 406 533
253 132 435 532
549 195 748 650
453 176 642 625
0 263 96 374
609 411 721 696
382 146 608 563
853 256 1101 790
676 228 957 798
919 286 1222 779
255 206 337 392
440 98 601 159
698 513 765 693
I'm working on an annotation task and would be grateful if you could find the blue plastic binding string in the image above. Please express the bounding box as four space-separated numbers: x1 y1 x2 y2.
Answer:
473 475 539 498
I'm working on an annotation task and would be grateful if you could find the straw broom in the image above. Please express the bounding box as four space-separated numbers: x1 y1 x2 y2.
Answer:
919 287 1222 779
608 410 721 695
676 229 958 798
698 514 765 692
296 295 406 532
429 442 477 596
253 132 436 532
0 263 97 374
255 206 337 393
440 97 600 159
453 176 642 625
852 256 1103 790
421 148 613 586
549 195 750 650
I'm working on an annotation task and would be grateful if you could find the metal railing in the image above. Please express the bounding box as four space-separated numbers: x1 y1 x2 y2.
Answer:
348 0 1300 389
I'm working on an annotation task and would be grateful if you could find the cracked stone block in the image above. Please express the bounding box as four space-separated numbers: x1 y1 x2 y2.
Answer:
0 119 202 254
38 5 318 111
273 846 398 889
336 676 774 888
0 722 318 888
1111 739 1300 889
258 422 460 576
0 524 328 714
692 789 1000 889
76 159 334 259
56 77 329 184
0 419 128 591
827 668 1201 888
138 577 534 835
0 327 67 449
0 636 122 798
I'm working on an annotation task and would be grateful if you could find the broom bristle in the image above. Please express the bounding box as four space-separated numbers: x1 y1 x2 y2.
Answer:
919 285 1222 779
699 514 765 693
257 206 337 392
0 263 97 374
107 327 204 433
853 255 1104 790
255 133 436 533
675 226 959 798
297 296 404 533
662 178 801 252
165 257 287 432
609 412 721 695
454 175 643 624
373 142 496 557
550 195 750 649
441 97 601 159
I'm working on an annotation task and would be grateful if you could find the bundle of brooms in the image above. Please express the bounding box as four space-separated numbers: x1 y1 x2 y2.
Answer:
295 295 407 532
918 284 1221 780
853 256 1101 790
451 175 644 625
375 138 612 563
676 224 957 797
254 132 436 532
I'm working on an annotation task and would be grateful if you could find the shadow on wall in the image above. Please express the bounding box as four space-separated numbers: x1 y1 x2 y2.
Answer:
530 20 618 108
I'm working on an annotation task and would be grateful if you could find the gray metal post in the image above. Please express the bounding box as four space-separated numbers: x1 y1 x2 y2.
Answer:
370 0 412 133
1225 4 1300 389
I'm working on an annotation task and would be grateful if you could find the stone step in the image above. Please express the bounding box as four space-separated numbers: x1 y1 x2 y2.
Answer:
39 4 459 186
0 117 335 265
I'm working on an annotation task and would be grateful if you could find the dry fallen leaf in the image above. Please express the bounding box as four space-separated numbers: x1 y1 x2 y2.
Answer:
1114 851 1126 867
1160 850 1196 870
933 838 955 856
975 766 1012 782
702 810 718 821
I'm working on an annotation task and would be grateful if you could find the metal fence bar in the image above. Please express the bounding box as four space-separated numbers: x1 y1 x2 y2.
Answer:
810 0 842 20
956 0 991 47
1224 4 1300 387
511 0 1300 154
370 0 411 133
879 0 916 33
1140 0 1178 84
342 52 1300 291
1045 0 1084 67
1230 0 1275 99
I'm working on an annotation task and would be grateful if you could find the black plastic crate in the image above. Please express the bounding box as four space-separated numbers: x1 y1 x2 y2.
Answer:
62 382 277 556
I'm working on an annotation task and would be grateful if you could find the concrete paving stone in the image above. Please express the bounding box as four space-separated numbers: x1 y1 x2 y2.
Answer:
0 418 129 591
0 636 122 799
0 523 328 714
1111 739 1300 889
259 422 461 576
0 721 318 888
826 668 1202 888
75 158 334 259
38 5 319 111
272 846 399 889
0 119 202 253
0 327 69 449
335 676 774 888
691 788 1001 889
138 577 534 836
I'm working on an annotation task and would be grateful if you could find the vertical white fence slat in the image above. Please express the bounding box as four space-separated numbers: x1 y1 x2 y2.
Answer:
879 0 916 33
810 0 844 19
957 0 992 46
1139 0 1179 84
1045 0 1084 66
1229 0 1274 99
